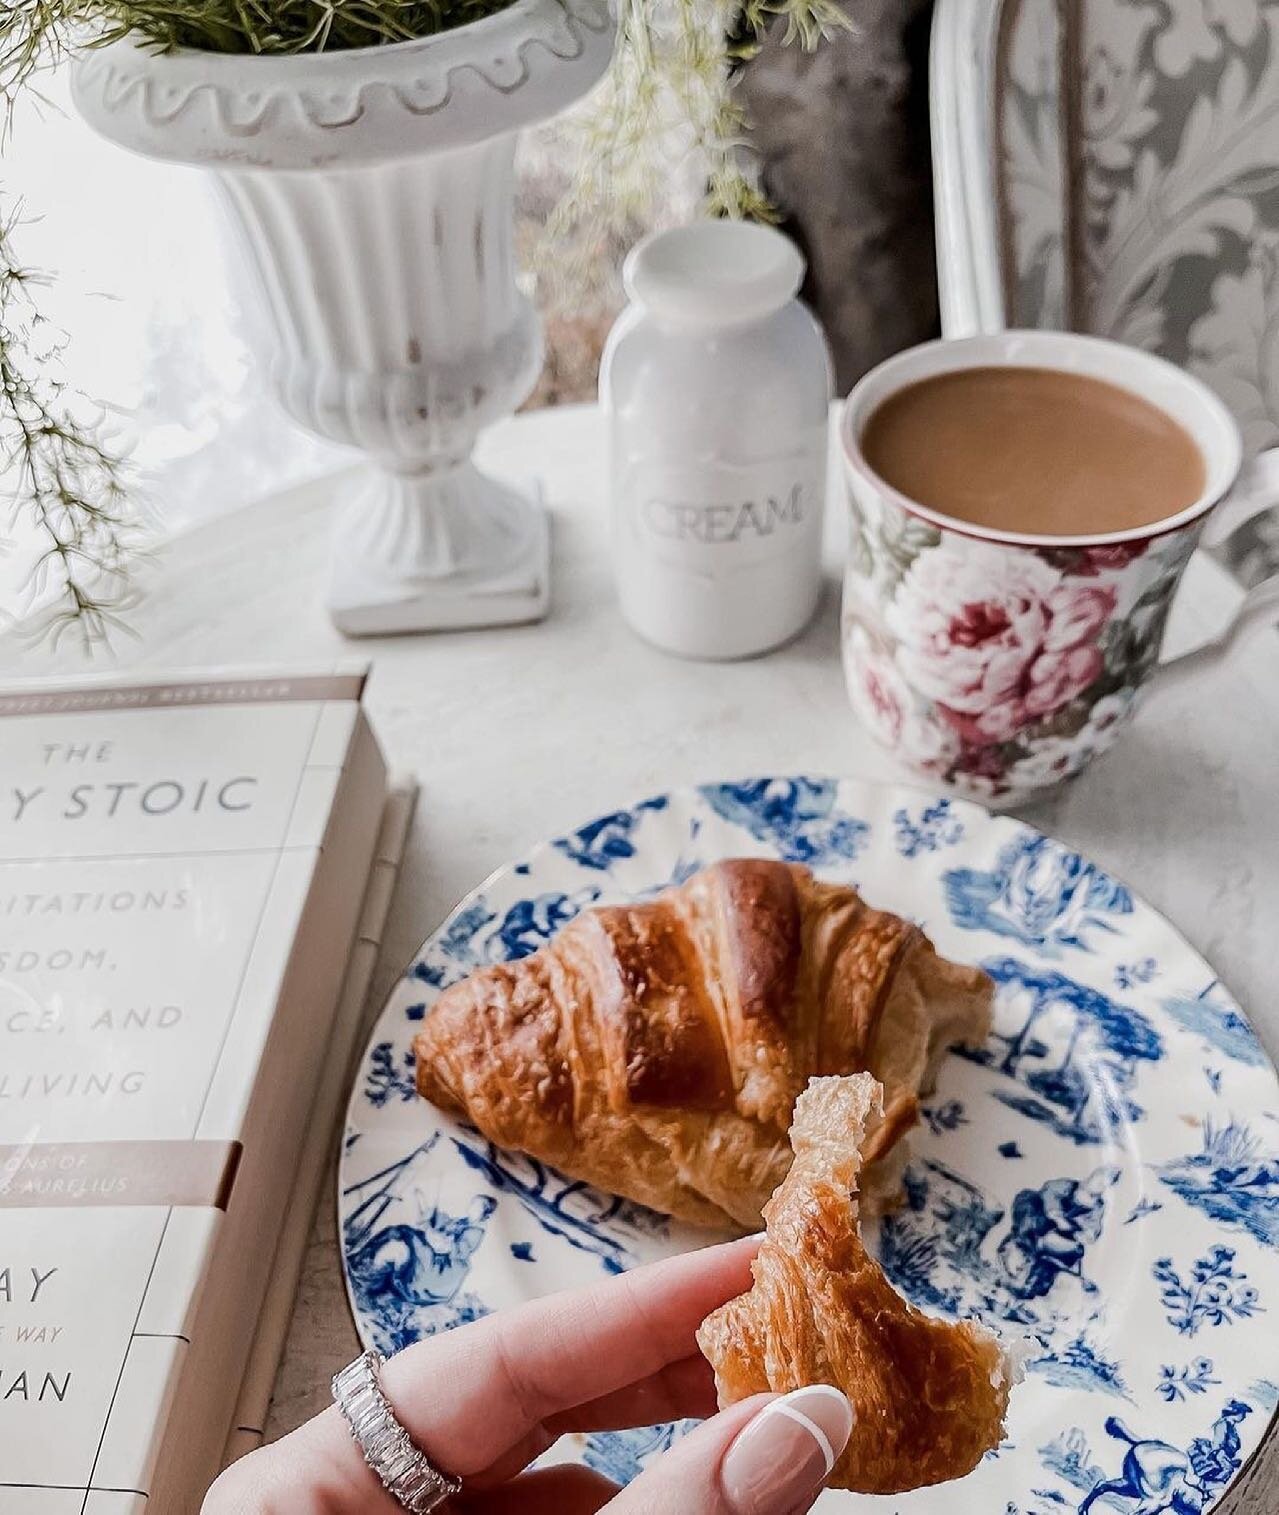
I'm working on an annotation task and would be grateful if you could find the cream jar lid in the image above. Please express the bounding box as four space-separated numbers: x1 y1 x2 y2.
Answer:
623 220 805 329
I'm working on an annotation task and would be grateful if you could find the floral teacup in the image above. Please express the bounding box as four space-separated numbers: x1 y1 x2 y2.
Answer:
840 330 1279 803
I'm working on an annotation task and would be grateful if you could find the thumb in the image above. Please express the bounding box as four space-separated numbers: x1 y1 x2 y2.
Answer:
601 1387 853 1515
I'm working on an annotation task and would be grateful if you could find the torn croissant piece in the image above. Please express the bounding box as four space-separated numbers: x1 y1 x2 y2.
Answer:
697 1073 1017 1494
414 859 993 1229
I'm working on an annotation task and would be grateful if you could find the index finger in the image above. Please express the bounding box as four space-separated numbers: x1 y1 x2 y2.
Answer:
378 1233 758 1477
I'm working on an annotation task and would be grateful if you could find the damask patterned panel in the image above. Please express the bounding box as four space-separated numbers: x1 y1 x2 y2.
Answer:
1077 0 1279 452
996 0 1070 329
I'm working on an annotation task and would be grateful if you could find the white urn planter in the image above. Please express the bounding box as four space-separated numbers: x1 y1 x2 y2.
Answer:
72 0 616 635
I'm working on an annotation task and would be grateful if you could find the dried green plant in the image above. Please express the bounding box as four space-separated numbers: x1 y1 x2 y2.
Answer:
535 0 847 300
2 0 845 82
1 0 516 76
0 207 140 650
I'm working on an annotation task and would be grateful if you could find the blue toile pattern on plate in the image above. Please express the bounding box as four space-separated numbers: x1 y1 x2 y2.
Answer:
340 778 1279 1511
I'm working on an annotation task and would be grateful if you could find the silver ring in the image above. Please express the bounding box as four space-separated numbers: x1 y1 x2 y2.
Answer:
332 1349 462 1513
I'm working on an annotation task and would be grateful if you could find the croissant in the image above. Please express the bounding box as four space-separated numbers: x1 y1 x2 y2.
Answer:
698 1073 1017 1493
414 858 992 1229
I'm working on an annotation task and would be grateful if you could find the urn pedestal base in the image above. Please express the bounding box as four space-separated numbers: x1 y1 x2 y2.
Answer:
326 463 549 636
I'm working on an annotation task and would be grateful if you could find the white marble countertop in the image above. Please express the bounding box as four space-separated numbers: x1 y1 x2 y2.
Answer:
4 403 1275 1509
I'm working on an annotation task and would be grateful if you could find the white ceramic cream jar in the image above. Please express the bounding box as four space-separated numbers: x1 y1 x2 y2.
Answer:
600 221 832 659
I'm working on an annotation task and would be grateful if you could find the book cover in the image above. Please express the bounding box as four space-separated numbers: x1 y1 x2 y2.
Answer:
0 669 387 1514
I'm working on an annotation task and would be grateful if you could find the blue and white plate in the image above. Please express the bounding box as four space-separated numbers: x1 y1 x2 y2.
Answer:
340 778 1279 1512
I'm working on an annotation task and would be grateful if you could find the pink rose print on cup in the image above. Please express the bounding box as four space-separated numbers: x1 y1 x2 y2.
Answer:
1043 540 1151 577
1078 541 1150 574
857 650 908 746
886 542 1116 745
844 623 957 773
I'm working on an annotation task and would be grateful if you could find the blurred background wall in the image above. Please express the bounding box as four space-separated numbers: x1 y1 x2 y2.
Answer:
742 0 939 393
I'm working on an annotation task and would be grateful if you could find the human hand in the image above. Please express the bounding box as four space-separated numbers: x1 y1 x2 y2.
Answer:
205 1235 852 1514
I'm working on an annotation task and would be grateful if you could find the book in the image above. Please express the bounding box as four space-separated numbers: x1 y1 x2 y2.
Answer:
0 667 391 1514
220 781 417 1468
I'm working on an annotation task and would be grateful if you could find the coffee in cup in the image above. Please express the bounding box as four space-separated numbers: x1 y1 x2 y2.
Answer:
859 365 1205 538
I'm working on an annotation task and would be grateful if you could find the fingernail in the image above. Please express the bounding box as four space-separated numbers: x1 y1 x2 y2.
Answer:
721 1385 854 1514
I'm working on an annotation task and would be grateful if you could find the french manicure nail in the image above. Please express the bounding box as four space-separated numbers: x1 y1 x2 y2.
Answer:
721 1385 854 1515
